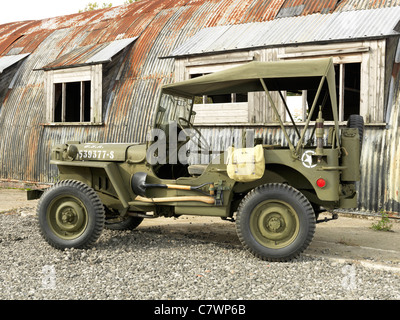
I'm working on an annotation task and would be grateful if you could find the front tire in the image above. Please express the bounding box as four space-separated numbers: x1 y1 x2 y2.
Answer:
37 180 105 250
236 183 315 261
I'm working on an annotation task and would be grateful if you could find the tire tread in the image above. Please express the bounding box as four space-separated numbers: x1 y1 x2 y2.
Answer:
37 180 105 250
236 183 315 262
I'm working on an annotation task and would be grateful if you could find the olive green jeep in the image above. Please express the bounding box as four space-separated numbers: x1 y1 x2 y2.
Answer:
31 58 363 261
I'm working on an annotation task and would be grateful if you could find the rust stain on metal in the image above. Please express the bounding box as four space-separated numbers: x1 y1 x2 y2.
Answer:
335 0 400 11
393 62 400 78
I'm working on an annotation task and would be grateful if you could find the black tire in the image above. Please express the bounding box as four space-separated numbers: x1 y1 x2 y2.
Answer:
347 114 364 150
37 180 105 250
236 183 316 262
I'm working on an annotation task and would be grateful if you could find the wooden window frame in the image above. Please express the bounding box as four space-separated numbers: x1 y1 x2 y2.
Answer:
283 61 362 123
44 65 103 125
174 41 386 125
179 52 256 125
278 41 386 125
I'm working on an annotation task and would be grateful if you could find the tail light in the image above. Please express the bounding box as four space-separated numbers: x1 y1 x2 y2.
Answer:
316 178 326 188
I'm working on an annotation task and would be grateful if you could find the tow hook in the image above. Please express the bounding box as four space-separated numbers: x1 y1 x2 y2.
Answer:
316 212 338 224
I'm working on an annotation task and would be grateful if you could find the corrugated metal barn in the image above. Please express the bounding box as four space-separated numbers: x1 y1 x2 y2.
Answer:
0 0 400 217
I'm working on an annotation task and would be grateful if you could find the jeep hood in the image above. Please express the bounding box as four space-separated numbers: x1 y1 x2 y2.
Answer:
51 142 147 163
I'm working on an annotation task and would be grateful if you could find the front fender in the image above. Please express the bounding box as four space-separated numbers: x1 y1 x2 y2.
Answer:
51 160 131 210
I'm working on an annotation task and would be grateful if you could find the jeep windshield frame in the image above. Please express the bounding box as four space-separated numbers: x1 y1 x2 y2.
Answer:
159 58 339 159
154 93 194 129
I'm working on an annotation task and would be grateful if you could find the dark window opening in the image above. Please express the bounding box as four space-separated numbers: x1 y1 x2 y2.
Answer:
53 81 91 123
54 83 62 122
84 81 91 121
307 63 360 121
190 73 248 104
209 93 248 103
65 82 81 122
342 63 360 120
307 87 335 121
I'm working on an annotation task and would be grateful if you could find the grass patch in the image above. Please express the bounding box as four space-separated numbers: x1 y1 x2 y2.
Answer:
371 211 393 232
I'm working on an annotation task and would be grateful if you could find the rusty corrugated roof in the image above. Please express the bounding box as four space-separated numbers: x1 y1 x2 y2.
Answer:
335 0 400 11
168 6 400 58
41 37 138 70
1 0 399 59
277 0 339 17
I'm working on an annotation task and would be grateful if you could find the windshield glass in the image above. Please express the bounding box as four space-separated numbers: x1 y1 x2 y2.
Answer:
155 93 194 128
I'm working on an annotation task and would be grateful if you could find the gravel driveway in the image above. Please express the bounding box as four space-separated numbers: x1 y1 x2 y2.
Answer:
1 206 399 301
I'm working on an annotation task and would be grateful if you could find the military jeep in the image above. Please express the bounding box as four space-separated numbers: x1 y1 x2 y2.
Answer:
32 58 362 261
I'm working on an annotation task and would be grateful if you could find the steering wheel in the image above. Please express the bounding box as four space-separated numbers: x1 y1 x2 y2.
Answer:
178 117 210 153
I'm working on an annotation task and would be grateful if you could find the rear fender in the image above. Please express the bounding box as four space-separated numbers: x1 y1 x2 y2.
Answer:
233 162 340 204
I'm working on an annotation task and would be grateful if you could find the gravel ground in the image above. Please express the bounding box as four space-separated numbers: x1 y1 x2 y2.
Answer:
1 208 400 301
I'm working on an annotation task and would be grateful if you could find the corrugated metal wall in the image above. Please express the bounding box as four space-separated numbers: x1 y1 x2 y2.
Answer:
0 0 400 215
380 39 400 215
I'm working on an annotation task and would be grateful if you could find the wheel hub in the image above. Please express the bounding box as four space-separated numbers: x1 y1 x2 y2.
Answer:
250 200 300 249
54 201 86 233
266 216 284 232
61 209 74 223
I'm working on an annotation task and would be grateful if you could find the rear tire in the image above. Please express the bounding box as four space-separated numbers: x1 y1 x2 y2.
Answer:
236 183 315 261
37 180 105 250
105 211 144 230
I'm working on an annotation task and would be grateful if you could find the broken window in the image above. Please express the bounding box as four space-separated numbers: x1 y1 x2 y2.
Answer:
43 38 138 125
44 65 102 124
339 62 361 121
191 72 248 104
285 62 361 122
189 73 249 125
54 81 91 123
